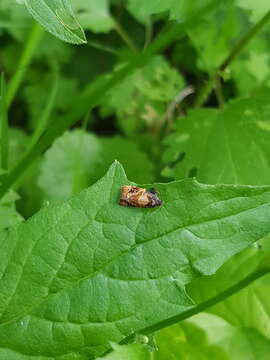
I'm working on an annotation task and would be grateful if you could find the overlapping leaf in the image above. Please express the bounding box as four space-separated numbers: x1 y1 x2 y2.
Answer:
38 130 155 201
163 90 270 185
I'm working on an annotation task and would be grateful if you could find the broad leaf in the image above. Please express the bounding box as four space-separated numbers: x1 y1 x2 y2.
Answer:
188 242 270 341
1 162 270 358
189 313 270 360
187 3 241 71
163 90 270 185
97 343 150 360
71 0 114 33
127 0 217 22
236 0 270 22
101 56 184 135
38 131 155 201
24 0 86 44
154 322 229 360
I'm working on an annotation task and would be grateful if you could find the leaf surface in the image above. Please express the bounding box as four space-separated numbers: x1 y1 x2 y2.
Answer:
71 0 114 33
24 0 86 44
1 162 270 358
38 131 155 201
163 91 270 185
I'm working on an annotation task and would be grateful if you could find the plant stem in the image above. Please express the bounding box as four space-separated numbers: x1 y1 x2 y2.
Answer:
6 22 43 108
112 17 138 52
27 72 59 151
195 9 270 107
215 74 224 108
143 19 153 50
87 40 120 56
125 266 270 340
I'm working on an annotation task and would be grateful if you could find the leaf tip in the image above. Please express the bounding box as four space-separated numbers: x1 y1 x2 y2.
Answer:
107 160 127 179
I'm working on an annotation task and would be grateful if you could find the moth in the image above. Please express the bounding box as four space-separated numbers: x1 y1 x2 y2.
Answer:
119 186 162 208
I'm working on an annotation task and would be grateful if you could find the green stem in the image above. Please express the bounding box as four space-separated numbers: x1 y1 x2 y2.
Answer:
215 74 224 108
124 266 270 341
0 0 219 200
143 19 153 50
112 17 138 52
87 40 120 56
195 10 270 107
6 22 43 108
0 73 8 172
27 72 58 151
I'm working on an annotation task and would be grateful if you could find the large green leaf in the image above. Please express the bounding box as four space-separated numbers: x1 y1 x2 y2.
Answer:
101 55 184 135
71 0 114 33
163 90 270 185
1 162 270 358
24 0 86 44
127 0 217 22
236 0 270 22
97 343 150 360
188 242 270 341
154 322 229 360
187 312 270 360
187 3 241 71
38 131 155 201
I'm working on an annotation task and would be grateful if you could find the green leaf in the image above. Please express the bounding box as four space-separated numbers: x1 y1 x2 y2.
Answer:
189 313 270 360
97 343 151 360
1 162 270 358
188 242 270 341
187 3 241 71
38 130 102 200
0 190 23 231
24 0 86 44
38 131 155 201
23 73 78 130
231 36 270 95
236 0 270 22
127 0 216 22
154 322 229 360
101 56 185 135
0 206 23 231
71 0 114 33
0 73 8 173
163 90 270 185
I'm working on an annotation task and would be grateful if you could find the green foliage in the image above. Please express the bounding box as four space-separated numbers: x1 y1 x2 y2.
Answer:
101 56 184 135
24 0 86 44
38 130 154 201
71 0 114 33
1 162 270 358
2 0 270 358
0 191 23 231
188 241 270 340
97 343 150 360
163 90 270 185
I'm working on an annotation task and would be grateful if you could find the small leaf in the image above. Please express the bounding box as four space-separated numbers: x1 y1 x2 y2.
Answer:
24 0 86 44
1 162 270 358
